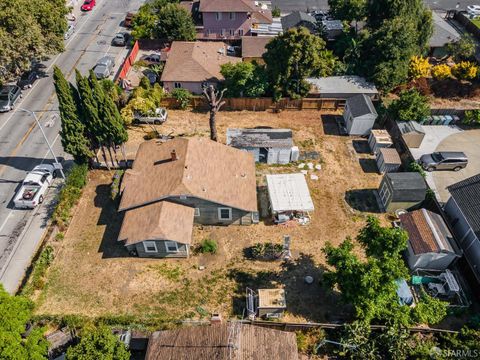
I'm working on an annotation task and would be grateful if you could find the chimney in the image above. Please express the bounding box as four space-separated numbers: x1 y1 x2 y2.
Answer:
210 313 222 325
171 149 177 161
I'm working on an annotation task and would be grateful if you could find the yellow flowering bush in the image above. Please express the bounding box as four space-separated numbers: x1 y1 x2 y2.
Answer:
409 56 431 79
451 61 478 81
431 64 451 80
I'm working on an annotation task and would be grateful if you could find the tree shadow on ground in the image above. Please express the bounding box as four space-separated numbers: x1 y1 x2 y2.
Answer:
345 189 381 213
352 139 371 154
228 253 351 323
358 158 378 174
95 184 129 258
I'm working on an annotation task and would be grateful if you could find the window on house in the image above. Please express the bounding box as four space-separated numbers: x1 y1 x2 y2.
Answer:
165 241 179 253
229 29 235 36
218 207 232 220
143 241 158 253
174 82 182 88
220 28 226 36
229 12 235 20
194 208 200 217
216 12 222 21
238 29 244 36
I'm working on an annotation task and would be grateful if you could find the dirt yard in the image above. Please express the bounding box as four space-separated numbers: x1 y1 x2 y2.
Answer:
35 110 386 324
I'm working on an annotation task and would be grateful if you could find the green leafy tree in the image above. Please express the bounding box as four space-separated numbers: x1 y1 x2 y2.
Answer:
171 88 192 109
66 325 130 360
263 27 340 99
220 61 269 97
271 6 281 17
53 66 92 164
463 109 480 125
154 3 196 41
328 0 366 23
0 285 49 360
446 34 476 62
411 291 448 325
388 88 430 122
131 3 158 39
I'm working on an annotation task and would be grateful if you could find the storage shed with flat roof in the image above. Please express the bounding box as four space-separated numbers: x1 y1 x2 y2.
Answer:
378 172 427 212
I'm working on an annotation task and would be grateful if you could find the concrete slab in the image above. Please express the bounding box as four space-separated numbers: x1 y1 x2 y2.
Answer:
410 125 462 160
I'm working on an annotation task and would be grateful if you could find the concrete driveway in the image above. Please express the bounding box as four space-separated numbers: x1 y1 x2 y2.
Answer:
431 130 480 202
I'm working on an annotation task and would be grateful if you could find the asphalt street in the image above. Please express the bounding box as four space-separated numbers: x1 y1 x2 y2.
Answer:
0 0 144 292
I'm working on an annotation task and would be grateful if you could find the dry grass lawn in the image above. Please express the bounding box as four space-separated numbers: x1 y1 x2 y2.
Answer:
35 110 386 324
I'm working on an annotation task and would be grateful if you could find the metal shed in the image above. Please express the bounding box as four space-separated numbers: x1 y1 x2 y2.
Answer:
397 121 425 148
226 128 297 164
376 148 401 173
266 173 314 214
343 94 378 136
378 172 427 212
368 129 392 154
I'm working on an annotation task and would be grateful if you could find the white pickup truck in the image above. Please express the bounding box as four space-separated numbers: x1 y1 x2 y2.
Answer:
13 164 55 209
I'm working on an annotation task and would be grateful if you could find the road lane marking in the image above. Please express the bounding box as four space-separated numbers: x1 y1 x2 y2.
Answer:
0 212 13 234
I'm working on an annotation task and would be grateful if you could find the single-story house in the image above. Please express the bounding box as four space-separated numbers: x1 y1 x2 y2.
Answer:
376 148 401 173
241 36 274 63
430 11 461 57
281 11 317 33
226 128 298 164
306 76 379 100
399 209 461 271
145 324 299 360
343 94 378 136
161 41 241 94
266 173 314 222
118 137 258 258
378 172 427 212
368 129 393 154
444 174 480 286
397 121 426 148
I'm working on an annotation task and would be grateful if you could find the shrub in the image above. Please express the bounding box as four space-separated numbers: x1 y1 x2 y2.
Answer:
170 88 192 109
110 170 124 200
272 6 281 17
388 89 430 122
143 130 159 140
409 56 431 79
55 232 65 241
451 61 478 81
22 246 55 295
65 163 88 188
250 242 283 260
408 161 426 178
412 292 448 325
463 109 480 125
431 64 451 80
198 239 218 254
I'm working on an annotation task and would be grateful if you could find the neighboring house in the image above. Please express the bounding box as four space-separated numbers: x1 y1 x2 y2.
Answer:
378 172 427 212
430 11 461 57
320 20 343 41
161 41 241 94
343 94 378 136
306 76 379 99
241 36 274 63
145 324 299 360
118 137 258 258
397 121 426 149
226 128 298 164
444 174 480 285
281 11 317 33
198 0 273 39
399 209 461 271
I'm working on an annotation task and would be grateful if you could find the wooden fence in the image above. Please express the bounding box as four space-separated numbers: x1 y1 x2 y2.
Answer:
160 96 346 112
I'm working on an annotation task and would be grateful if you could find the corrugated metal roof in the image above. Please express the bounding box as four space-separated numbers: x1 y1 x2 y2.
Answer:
266 173 314 212
227 128 293 148
447 173 480 239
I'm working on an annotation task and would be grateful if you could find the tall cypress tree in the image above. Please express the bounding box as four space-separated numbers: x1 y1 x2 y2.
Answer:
53 66 92 164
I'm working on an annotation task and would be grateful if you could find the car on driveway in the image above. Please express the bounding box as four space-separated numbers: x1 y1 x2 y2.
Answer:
93 56 115 79
112 32 129 46
81 0 96 11
141 53 162 65
419 151 468 172
17 70 39 89
0 85 22 112
13 164 56 209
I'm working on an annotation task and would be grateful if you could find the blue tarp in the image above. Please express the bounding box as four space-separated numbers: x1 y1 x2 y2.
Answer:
395 279 414 306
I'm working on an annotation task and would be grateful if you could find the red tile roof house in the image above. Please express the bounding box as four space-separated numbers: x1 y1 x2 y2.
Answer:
197 0 272 39
161 41 241 94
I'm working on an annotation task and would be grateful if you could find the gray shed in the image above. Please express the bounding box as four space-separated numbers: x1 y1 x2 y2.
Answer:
226 128 297 164
368 129 393 154
376 148 401 173
378 172 427 212
343 94 378 136
397 121 425 148
306 76 379 99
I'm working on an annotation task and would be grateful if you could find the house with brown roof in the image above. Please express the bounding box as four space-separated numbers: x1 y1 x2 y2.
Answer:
241 36 273 63
399 209 461 271
161 41 241 94
145 323 299 360
118 137 258 258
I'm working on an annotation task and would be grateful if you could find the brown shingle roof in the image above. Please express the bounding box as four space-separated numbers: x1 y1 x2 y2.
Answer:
118 201 194 246
119 137 257 212
145 324 299 360
400 209 455 255
241 36 273 58
379 148 401 164
161 41 241 83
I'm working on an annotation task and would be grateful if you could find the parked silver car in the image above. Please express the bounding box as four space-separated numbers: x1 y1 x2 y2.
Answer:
419 151 468 172
133 107 168 125
93 56 115 79
64 23 75 40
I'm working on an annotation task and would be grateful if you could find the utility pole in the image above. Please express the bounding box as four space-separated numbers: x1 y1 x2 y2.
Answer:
18 108 65 179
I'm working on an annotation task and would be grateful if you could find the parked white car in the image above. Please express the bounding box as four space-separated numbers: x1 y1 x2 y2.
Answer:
133 107 168 125
467 5 480 16
13 164 55 209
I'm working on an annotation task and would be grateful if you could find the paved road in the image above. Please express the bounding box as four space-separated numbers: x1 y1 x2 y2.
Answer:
0 0 144 293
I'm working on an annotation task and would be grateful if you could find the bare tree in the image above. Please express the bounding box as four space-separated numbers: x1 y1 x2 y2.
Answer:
202 85 226 142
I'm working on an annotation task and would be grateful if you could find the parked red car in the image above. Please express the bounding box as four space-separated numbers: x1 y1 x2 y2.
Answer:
81 0 96 11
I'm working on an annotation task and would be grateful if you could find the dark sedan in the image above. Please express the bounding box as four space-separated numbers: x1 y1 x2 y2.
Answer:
17 70 39 90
